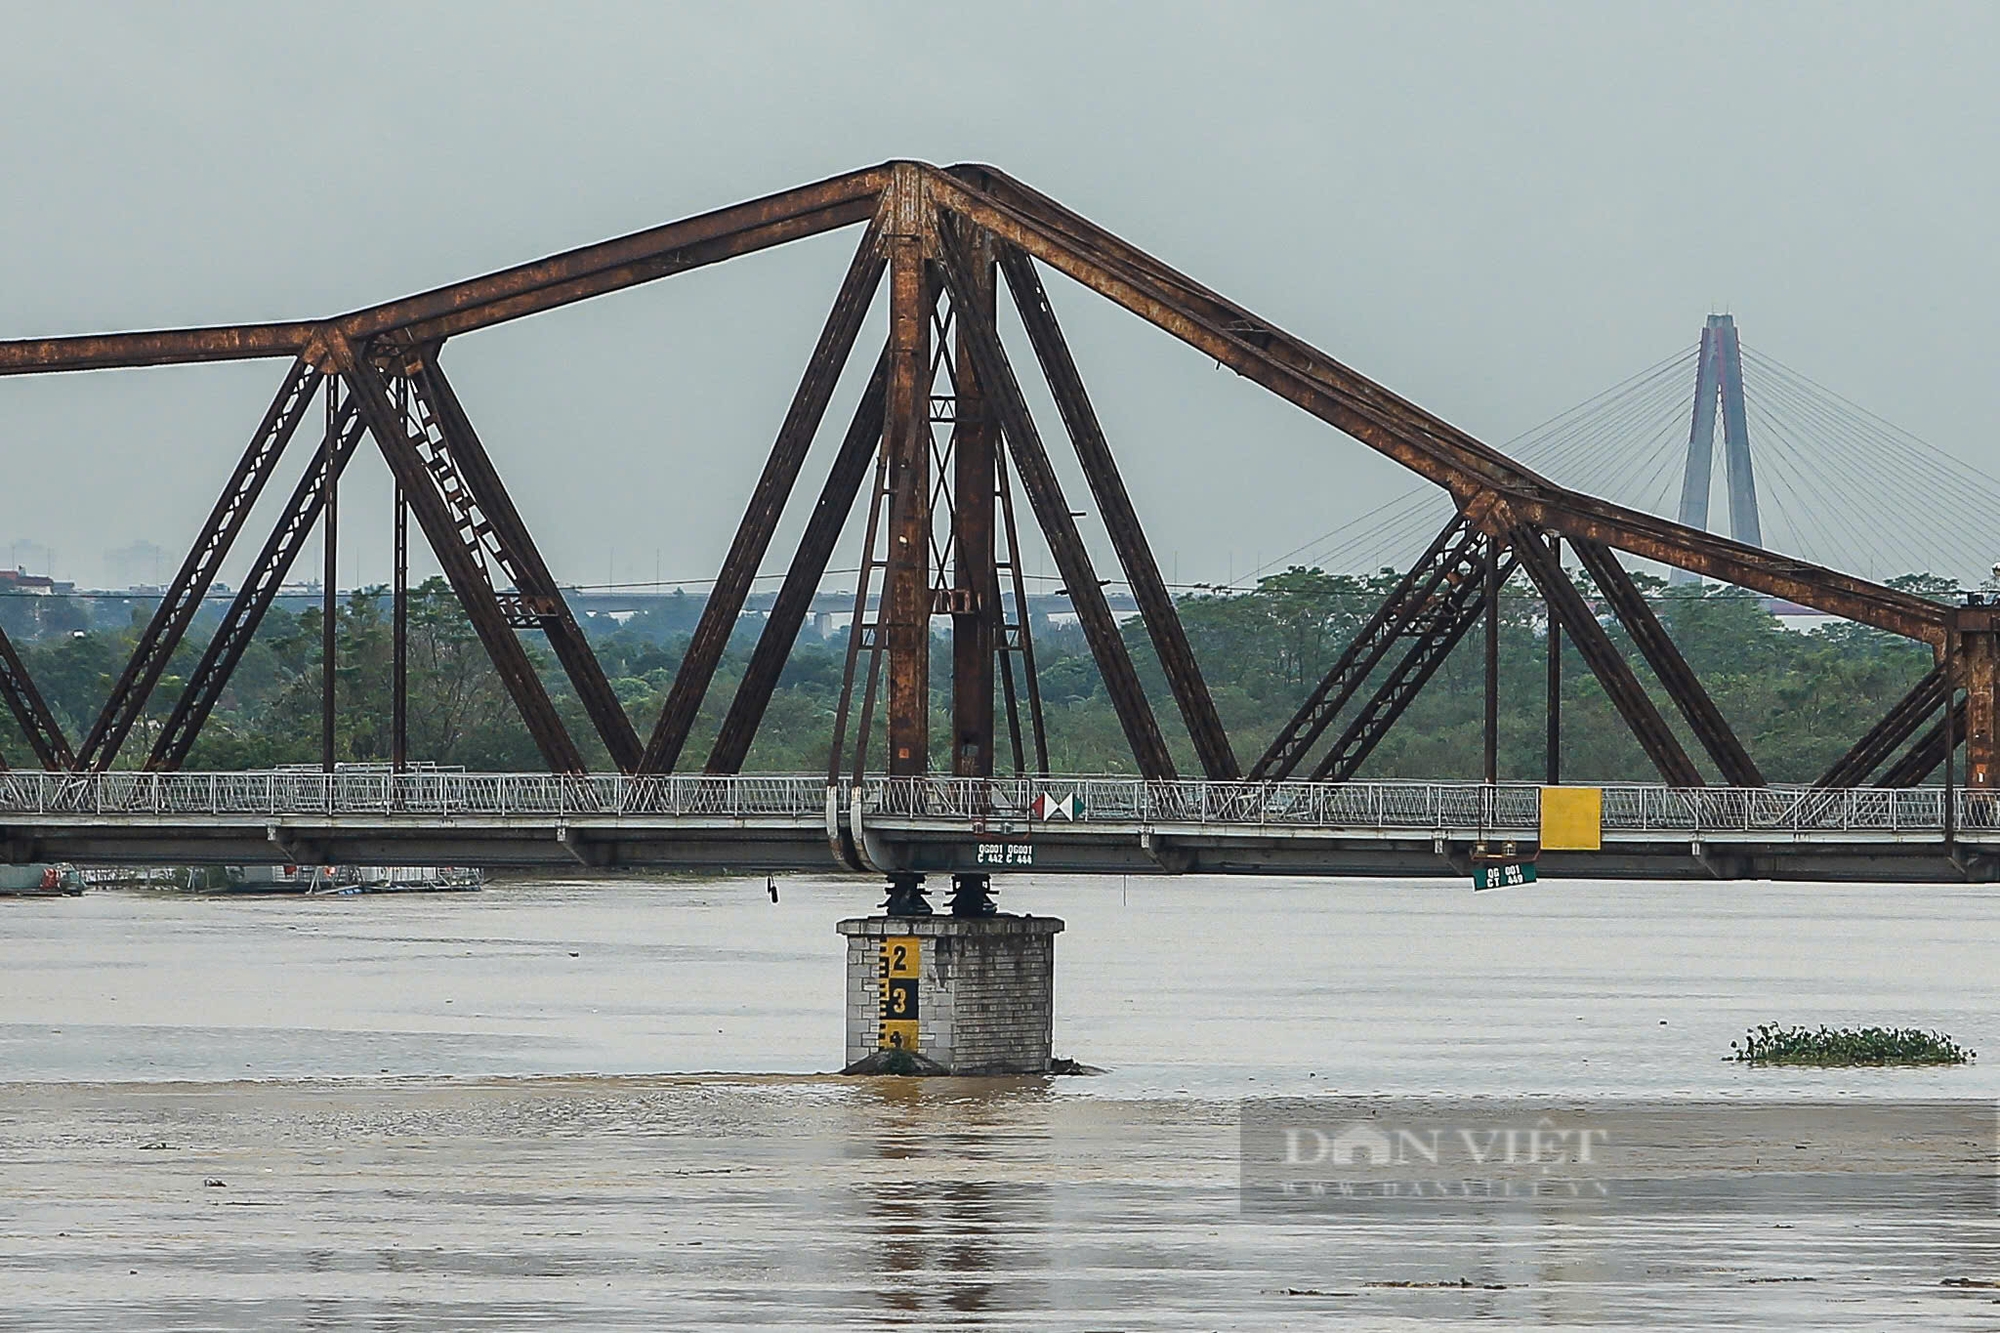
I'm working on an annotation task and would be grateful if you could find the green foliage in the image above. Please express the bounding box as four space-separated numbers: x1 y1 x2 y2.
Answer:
1731 1023 1974 1066
0 564 1957 781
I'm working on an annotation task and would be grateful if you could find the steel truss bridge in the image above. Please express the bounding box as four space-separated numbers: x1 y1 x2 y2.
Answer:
1 162 1994 890
0 771 1995 883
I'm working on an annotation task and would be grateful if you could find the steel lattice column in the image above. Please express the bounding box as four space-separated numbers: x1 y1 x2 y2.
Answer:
951 235 999 778
882 167 936 776
1961 626 1998 788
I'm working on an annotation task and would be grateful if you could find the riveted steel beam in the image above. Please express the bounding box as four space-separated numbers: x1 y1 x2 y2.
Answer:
149 396 367 769
927 166 1948 645
1570 538 1763 786
999 246 1237 779
1545 534 1563 784
0 624 71 770
949 237 999 780
642 213 886 774
0 167 890 377
880 168 936 777
1510 527 1704 787
1881 693 1965 788
1252 512 1479 781
409 355 641 771
77 359 323 771
708 350 891 774
1961 629 1998 788
0 323 316 376
327 332 585 773
1309 532 1517 783
935 216 1176 780
1814 664 1948 789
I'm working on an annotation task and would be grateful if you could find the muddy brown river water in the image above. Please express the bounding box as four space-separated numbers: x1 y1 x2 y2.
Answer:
3 874 1997 1328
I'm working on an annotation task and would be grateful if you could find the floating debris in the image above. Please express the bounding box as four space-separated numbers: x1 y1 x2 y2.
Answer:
1731 1024 1974 1066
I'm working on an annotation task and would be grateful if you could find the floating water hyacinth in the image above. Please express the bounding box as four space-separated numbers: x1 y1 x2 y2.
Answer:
1731 1023 1974 1067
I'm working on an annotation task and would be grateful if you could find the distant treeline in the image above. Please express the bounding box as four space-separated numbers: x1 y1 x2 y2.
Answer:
0 567 1951 783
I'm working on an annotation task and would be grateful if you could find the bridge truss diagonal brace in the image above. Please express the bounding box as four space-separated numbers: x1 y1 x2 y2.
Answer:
1510 527 1704 788
0 623 71 770
1569 539 1763 786
1252 511 1475 781
148 395 367 770
998 247 1237 779
328 333 586 773
1881 692 1965 788
410 355 641 771
641 212 889 774
928 168 1949 646
1307 532 1514 784
1816 664 1950 789
935 218 1177 780
707 349 891 774
76 359 324 771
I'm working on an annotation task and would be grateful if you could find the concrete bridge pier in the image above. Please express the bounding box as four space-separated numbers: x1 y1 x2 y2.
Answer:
838 914 1063 1075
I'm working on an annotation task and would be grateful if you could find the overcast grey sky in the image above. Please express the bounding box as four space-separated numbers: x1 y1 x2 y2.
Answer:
2 2 1995 593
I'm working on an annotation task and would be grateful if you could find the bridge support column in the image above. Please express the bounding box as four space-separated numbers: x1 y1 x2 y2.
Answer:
321 377 339 774
883 170 935 777
951 232 998 782
1483 535 1499 785
1545 535 1561 785
838 914 1063 1074
1960 625 1998 788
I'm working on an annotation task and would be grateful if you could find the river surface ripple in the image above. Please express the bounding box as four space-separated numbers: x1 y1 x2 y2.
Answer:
3 875 1996 1328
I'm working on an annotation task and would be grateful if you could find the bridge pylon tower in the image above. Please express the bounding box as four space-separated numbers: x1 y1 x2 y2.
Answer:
1669 314 1762 585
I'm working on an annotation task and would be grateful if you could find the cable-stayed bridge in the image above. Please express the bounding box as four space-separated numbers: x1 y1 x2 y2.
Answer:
1259 314 2000 587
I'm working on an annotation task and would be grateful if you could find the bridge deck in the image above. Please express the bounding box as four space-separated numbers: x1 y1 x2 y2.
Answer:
2 772 1995 882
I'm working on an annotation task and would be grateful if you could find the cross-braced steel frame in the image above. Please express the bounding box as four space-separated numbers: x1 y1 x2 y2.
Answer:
0 160 1989 805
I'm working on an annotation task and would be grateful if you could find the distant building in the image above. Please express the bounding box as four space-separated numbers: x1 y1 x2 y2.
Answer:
0 567 75 596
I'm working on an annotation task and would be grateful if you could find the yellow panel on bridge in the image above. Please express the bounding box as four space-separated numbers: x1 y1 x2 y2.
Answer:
1540 786 1603 851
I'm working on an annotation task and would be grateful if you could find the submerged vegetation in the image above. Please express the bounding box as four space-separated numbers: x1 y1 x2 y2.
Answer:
1731 1023 1974 1067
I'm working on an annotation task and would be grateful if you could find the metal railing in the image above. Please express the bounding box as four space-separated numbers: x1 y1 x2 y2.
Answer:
0 770 1988 834
860 777 1991 834
0 771 829 820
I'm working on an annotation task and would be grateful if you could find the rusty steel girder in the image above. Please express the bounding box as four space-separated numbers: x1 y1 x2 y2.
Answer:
2 159 1987 788
149 396 367 769
643 212 887 775
327 332 587 773
1308 532 1519 783
936 216 1177 780
408 355 642 771
0 621 71 770
926 166 1950 646
1510 527 1704 787
1252 512 1480 781
0 168 890 377
999 245 1238 780
949 235 1000 780
1568 539 1763 786
1881 694 1966 787
1815 664 1949 789
76 359 324 771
